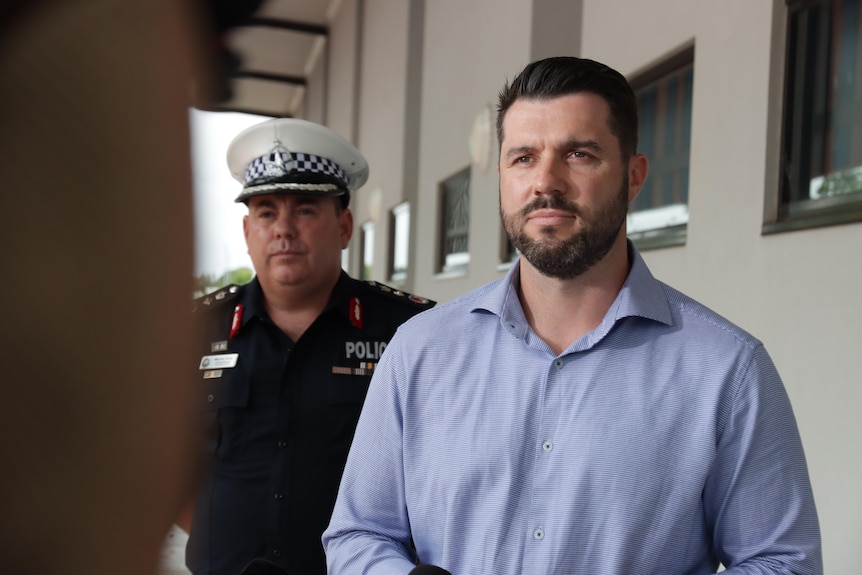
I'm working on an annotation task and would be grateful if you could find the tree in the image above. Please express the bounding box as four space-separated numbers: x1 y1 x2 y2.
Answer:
219 266 254 286
813 166 862 199
193 266 254 297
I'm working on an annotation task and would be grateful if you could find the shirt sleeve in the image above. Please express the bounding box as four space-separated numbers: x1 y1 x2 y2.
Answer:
705 343 823 574
323 331 418 575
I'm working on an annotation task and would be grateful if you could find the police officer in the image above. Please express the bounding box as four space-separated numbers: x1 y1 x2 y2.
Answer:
184 118 435 575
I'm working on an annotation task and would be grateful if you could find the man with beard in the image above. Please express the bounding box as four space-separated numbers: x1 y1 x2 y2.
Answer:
323 57 822 575
183 118 434 575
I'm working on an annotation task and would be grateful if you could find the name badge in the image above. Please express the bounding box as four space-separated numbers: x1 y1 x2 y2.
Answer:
199 353 239 370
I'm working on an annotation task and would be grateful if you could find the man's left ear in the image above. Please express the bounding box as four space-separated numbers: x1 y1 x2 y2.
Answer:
627 153 649 203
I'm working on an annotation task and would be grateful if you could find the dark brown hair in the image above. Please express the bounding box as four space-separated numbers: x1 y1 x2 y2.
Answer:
496 57 640 159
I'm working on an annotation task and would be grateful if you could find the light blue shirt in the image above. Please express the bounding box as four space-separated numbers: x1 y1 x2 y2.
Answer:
323 245 822 575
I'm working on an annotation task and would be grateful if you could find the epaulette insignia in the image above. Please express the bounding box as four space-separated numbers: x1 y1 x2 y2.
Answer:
364 280 434 306
192 285 241 313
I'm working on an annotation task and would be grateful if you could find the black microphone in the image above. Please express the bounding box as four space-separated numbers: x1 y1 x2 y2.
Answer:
408 565 452 575
239 557 291 575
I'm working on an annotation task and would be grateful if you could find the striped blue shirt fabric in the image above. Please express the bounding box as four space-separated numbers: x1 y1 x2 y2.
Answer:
323 244 822 575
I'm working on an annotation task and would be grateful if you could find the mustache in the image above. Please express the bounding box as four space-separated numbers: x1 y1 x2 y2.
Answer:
519 195 580 218
266 239 303 255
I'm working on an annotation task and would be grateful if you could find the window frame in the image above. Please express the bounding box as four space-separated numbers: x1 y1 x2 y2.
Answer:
627 44 695 251
436 166 471 275
388 201 410 284
359 220 374 281
765 0 862 234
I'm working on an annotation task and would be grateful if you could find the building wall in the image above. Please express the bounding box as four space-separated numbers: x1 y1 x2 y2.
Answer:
582 3 862 571
325 0 360 138
325 0 361 272
314 0 862 571
353 0 412 283
413 0 533 301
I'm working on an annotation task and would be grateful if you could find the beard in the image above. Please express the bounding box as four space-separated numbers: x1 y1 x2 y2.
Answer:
502 176 629 280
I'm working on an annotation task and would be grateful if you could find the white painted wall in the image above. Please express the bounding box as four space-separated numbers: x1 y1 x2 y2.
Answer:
582 2 862 571
354 0 412 280
414 0 534 302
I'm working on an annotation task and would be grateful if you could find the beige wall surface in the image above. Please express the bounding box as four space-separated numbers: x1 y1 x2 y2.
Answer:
416 0 545 302
354 0 411 280
582 2 862 572
314 0 861 571
325 0 360 139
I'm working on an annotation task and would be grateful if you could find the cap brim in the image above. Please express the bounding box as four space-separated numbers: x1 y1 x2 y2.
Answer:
234 182 348 203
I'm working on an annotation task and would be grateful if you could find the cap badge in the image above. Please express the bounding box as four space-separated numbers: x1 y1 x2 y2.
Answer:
259 140 294 180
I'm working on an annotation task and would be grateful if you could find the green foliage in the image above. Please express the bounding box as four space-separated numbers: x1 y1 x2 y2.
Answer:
193 266 254 296
813 166 862 199
193 272 218 294
221 267 254 286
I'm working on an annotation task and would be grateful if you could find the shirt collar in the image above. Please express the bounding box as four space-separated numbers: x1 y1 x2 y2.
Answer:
472 241 673 348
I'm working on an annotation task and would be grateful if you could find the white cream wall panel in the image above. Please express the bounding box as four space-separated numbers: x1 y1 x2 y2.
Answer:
414 0 534 302
582 2 862 572
355 0 411 279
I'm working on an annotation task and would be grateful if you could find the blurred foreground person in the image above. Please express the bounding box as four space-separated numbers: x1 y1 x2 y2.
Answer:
0 1 214 573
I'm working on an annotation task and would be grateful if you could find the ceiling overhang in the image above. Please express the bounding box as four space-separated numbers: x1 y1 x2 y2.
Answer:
199 0 333 118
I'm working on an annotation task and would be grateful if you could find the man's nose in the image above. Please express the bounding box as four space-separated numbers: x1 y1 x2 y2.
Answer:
273 210 297 238
532 157 569 196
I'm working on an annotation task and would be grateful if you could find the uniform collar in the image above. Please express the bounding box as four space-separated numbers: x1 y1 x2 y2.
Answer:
237 276 266 325
325 271 364 327
237 272 358 330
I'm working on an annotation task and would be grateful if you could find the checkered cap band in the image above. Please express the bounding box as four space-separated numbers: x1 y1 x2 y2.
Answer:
243 151 347 187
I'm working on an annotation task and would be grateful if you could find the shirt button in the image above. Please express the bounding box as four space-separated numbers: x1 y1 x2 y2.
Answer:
272 549 281 557
274 493 284 500
277 441 287 448
533 527 544 540
554 359 564 369
542 440 553 453
207 394 214 403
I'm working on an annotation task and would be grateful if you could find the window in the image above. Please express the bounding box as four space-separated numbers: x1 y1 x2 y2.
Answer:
771 0 862 232
389 202 410 282
360 221 374 280
438 167 470 273
628 46 694 249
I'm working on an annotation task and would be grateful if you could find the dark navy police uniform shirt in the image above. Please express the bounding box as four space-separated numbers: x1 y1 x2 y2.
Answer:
187 272 434 575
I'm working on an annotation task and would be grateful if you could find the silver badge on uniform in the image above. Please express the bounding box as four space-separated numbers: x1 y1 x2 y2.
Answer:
199 353 239 370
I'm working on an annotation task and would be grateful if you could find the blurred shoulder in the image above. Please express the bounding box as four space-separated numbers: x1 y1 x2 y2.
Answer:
351 278 435 313
192 284 244 314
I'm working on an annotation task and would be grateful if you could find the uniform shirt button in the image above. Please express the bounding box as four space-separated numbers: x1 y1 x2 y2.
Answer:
207 394 215 403
274 493 284 500
277 441 287 448
272 549 281 557
542 440 553 453
533 527 544 540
